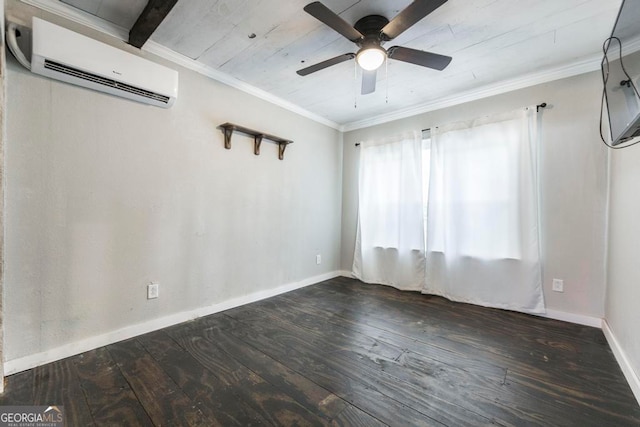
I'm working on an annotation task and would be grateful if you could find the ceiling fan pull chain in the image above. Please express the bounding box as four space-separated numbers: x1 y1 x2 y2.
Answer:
354 59 358 109
385 57 389 104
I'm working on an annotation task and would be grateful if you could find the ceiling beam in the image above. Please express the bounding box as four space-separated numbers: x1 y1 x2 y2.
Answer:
129 0 178 48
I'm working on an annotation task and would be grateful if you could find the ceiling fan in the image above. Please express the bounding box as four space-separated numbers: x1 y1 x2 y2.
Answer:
297 0 452 95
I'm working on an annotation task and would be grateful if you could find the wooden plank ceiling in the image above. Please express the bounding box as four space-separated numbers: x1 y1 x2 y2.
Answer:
59 0 624 125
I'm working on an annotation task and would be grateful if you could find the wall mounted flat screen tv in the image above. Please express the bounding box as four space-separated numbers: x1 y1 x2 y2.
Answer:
602 0 640 146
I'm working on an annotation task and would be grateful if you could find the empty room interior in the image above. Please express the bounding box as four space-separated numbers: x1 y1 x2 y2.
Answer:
1 0 640 425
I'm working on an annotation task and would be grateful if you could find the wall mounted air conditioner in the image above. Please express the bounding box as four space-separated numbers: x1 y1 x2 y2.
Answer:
25 17 178 108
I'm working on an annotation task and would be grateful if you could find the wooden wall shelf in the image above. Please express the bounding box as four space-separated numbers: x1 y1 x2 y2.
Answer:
219 123 293 160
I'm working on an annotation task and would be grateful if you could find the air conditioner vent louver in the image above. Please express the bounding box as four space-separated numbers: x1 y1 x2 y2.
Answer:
44 59 171 104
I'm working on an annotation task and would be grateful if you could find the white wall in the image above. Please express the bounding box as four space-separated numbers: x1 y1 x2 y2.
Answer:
342 71 609 319
4 3 342 366
606 146 640 395
604 49 640 401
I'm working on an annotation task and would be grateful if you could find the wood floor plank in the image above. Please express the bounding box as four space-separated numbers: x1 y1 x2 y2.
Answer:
107 338 210 426
330 405 389 427
188 316 443 427
0 370 34 406
224 311 522 426
275 292 507 379
32 358 95 426
73 348 154 426
201 313 492 426
137 330 270 426
223 299 405 361
504 368 640 426
328 278 605 344
283 280 632 399
223 292 640 427
169 319 352 421
318 278 606 348
161 325 331 426
306 279 640 422
278 288 634 415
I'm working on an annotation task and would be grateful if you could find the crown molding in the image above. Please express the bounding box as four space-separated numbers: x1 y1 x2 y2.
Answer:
142 41 341 130
341 36 640 132
341 55 602 132
618 34 640 57
17 0 341 130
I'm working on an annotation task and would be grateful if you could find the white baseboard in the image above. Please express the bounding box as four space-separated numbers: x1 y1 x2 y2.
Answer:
3 271 342 376
539 309 603 328
338 270 354 278
602 320 640 405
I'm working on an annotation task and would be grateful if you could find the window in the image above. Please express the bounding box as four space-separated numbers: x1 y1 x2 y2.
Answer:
358 135 425 251
427 116 533 260
355 109 543 312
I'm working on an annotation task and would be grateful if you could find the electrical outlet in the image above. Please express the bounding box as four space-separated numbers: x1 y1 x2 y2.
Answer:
147 283 159 299
552 279 564 293
316 254 322 265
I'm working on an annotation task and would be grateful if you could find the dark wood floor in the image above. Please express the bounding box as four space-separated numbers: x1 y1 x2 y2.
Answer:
2 277 639 426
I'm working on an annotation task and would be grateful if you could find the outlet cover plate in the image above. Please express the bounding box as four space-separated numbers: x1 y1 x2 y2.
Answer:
552 279 564 293
147 283 159 299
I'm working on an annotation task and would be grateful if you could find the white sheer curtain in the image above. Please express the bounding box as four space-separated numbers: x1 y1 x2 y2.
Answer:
424 107 545 314
353 131 425 291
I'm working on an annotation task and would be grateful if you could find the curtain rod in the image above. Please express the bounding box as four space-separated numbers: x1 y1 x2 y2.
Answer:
355 102 548 147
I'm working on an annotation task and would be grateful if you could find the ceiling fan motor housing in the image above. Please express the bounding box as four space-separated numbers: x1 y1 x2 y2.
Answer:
354 15 390 44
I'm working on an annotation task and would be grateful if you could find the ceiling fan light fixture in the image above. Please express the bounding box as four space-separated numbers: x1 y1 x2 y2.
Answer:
356 46 386 71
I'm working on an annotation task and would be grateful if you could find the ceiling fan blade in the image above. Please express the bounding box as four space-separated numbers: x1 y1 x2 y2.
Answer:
361 69 377 95
297 53 356 76
382 0 447 40
304 2 364 42
388 46 451 70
